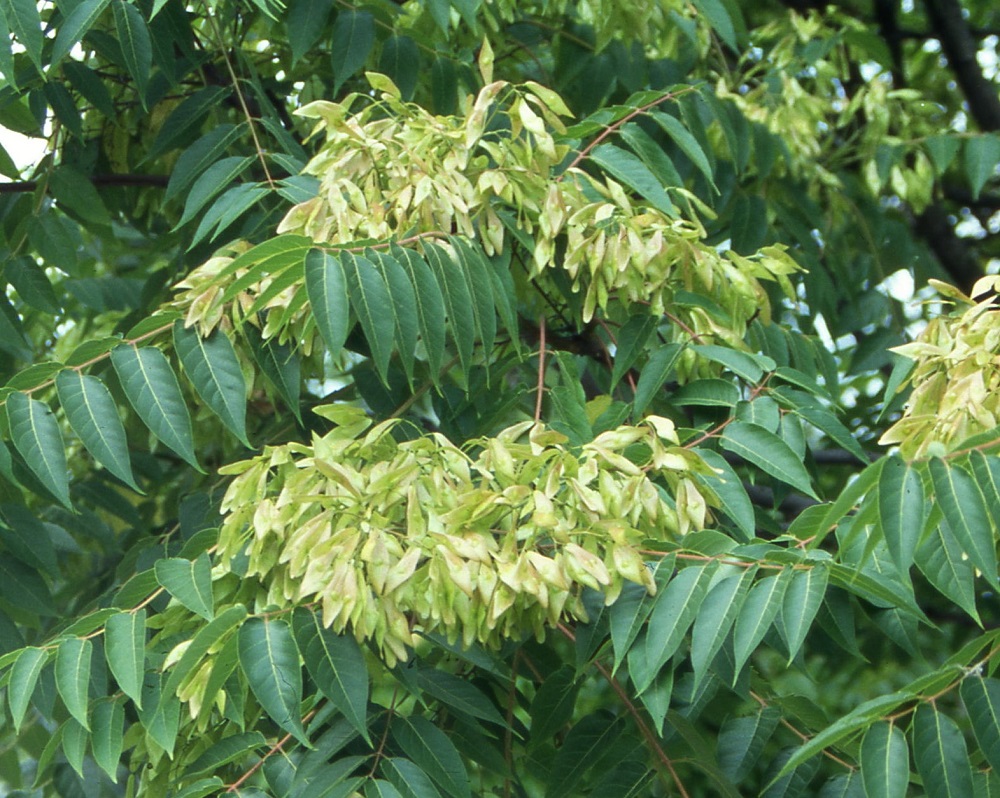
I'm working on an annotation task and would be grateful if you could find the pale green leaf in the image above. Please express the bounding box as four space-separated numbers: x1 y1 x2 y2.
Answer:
912 704 974 798
7 391 72 509
961 676 1000 772
155 554 214 620
238 617 309 745
392 716 471 798
56 370 140 492
367 780 406 798
55 637 93 729
171 778 224 798
8 646 48 732
173 322 250 447
111 345 201 471
91 698 125 781
721 421 818 499
878 457 924 575
331 9 375 93
929 458 998 589
305 248 351 359
105 610 145 708
860 722 909 798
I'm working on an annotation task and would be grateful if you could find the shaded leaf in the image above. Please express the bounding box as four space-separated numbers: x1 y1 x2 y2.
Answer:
392 246 447 376
331 9 375 93
633 343 683 417
52 0 112 65
113 0 152 102
392 716 470 798
423 242 476 376
961 676 1000 773
7 391 71 509
718 707 780 782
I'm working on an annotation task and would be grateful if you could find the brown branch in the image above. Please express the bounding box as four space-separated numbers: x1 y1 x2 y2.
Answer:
0 174 169 194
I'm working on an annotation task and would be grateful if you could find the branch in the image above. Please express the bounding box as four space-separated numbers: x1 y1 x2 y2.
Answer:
923 0 1000 132
0 174 170 194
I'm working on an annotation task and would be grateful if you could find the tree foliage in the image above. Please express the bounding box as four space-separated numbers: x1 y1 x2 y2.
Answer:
1 0 1000 795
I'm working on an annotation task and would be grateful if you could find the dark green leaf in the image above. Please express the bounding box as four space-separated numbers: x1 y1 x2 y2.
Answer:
0 555 56 615
7 391 71 509
91 698 125 781
391 247 447 376
0 0 42 70
690 568 754 688
961 676 1000 773
175 155 254 229
423 242 476 377
392 716 470 798
589 143 675 215
104 610 145 708
964 134 1000 200
155 554 214 620
56 370 140 491
916 518 980 622
342 251 396 384
379 35 420 100
55 637 93 729
166 124 244 202
111 345 201 471
929 458 998 589
546 715 626 798
878 457 924 575
732 569 791 677
381 758 444 798
860 722 909 798
305 248 351 360
367 249 420 383
912 704 974 798
239 617 308 745
417 669 505 726
330 9 375 93
721 421 818 499
633 343 683 417
529 666 579 744
173 322 250 446
8 646 48 731
184 731 267 779
780 565 828 662
48 165 111 227
694 450 755 541
113 0 152 103
649 110 717 190
52 0 111 65
718 707 780 782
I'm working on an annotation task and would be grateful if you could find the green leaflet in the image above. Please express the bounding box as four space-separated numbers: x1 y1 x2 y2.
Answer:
367 249 420 383
163 604 247 698
648 109 717 190
7 257 61 314
305 248 351 360
288 0 333 62
111 344 201 471
633 343 683 417
391 246 447 377
6 391 72 509
589 142 675 216
183 731 266 779
55 637 93 730
960 676 1000 773
692 344 773 383
912 705 974 798
929 458 998 590
56 370 141 492
91 698 125 781
694 450 755 542
190 183 269 247
964 134 1000 200
173 322 251 447
423 241 476 378
721 421 818 499
0 0 42 71
342 251 396 384
639 561 719 693
0 555 56 616
392 716 471 798
545 715 626 798
453 239 497 362
717 707 780 782
112 0 152 104
878 457 924 575
238 617 309 745
149 87 230 159
418 669 505 726
732 569 791 678
860 722 909 798
691 0 738 50
8 646 48 731
529 666 579 745
52 0 112 65
155 553 214 620
166 124 244 202
916 519 981 623
139 674 181 756
175 155 254 229
379 35 420 101
63 717 87 777
104 610 145 708
331 9 375 92
780 564 829 663
295 610 370 742
245 325 302 422
690 568 755 689
381 758 444 798
610 314 658 391
367 780 407 798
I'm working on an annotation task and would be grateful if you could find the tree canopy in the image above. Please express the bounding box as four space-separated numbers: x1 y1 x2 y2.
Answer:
1 0 1000 795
